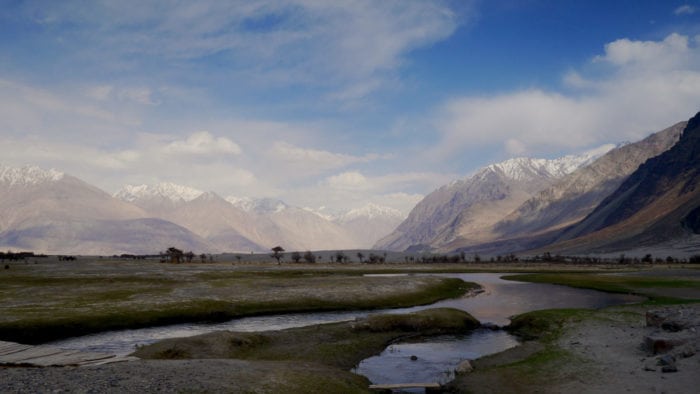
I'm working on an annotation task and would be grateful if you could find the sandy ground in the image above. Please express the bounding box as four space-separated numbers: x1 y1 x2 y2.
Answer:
554 305 700 394
0 359 367 393
449 303 700 394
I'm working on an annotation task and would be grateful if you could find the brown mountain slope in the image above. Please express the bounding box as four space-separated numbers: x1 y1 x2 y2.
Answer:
540 110 700 255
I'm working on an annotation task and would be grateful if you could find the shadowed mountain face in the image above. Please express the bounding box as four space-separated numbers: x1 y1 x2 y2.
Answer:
447 122 685 254
542 111 700 254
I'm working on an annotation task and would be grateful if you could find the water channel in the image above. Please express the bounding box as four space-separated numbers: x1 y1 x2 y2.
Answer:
49 273 644 385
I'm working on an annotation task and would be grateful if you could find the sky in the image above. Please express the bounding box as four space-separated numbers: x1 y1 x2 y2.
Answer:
1 0 700 215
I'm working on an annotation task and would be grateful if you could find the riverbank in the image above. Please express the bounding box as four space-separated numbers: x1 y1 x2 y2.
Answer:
0 258 476 343
445 271 700 393
2 309 481 393
445 303 700 393
2 261 699 393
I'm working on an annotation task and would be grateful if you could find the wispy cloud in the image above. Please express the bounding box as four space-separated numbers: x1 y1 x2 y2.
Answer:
270 141 379 171
162 131 242 156
674 5 697 15
20 0 464 99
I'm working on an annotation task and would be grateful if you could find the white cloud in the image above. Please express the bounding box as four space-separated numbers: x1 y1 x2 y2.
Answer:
270 141 378 170
595 33 690 68
431 33 700 159
674 5 697 15
326 171 370 191
162 131 242 156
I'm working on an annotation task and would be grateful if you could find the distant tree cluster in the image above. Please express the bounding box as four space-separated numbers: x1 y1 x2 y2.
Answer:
160 247 212 264
0 251 39 261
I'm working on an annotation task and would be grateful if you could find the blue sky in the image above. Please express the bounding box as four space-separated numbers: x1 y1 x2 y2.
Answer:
1 0 699 214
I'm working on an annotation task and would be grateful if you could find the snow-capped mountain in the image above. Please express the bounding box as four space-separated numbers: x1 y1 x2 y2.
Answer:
485 144 615 181
374 148 612 252
0 165 213 255
115 182 204 203
0 165 64 186
485 122 685 252
538 115 700 255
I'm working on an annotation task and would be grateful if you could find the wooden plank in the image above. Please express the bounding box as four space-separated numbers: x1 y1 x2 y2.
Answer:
0 341 33 355
369 383 441 389
0 347 66 363
22 351 115 367
0 340 138 367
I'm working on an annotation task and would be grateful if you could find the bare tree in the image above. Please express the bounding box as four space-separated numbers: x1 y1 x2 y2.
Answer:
271 246 285 265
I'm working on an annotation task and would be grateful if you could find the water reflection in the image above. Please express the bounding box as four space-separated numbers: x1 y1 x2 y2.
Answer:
392 273 644 325
353 329 519 385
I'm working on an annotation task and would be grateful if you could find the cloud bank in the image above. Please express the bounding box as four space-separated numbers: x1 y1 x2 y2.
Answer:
431 33 700 160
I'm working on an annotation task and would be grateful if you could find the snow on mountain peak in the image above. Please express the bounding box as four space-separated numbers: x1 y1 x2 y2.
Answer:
0 164 64 186
226 196 288 213
115 182 204 203
484 144 615 181
340 203 405 221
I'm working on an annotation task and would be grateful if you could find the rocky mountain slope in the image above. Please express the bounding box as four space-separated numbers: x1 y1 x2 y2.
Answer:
375 150 609 252
541 111 700 254
447 121 685 254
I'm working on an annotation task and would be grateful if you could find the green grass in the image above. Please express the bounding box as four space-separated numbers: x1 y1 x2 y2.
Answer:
134 308 480 370
0 271 473 344
506 308 592 341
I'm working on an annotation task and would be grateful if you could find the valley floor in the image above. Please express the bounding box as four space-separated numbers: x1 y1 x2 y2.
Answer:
1 260 699 393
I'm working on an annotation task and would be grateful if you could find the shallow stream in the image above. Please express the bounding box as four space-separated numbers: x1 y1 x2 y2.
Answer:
50 273 643 385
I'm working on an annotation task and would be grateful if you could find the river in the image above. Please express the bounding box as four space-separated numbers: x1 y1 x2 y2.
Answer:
49 273 643 385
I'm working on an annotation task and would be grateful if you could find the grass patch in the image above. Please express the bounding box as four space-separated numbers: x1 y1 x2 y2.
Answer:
506 309 591 341
134 308 480 370
0 272 472 344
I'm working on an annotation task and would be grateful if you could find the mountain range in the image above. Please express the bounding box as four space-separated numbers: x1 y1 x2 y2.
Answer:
0 171 403 255
379 114 698 257
3 111 699 257
375 145 615 251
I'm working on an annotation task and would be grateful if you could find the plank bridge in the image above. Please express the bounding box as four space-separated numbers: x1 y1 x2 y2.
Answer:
0 340 137 367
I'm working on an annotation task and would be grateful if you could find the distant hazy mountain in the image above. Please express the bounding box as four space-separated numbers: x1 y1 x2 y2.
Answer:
375 149 610 252
226 196 364 251
541 112 700 254
334 203 405 248
0 166 212 255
